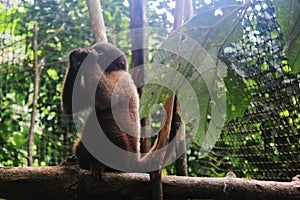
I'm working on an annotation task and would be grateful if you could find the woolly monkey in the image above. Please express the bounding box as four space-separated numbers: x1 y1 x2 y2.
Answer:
62 43 170 178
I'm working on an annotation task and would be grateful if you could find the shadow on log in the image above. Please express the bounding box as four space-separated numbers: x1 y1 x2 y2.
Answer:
0 166 299 200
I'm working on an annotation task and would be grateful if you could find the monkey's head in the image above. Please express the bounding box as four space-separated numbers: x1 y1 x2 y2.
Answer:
92 43 128 73
69 43 128 73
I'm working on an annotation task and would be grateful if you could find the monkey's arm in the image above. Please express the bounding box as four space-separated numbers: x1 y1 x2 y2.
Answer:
61 48 92 114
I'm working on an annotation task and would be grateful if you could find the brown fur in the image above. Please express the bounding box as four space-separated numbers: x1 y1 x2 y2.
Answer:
61 43 141 177
61 43 172 178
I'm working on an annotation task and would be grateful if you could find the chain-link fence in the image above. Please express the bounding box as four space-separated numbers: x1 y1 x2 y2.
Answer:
188 0 300 181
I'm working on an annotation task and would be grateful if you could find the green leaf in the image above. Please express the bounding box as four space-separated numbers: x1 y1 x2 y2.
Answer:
140 2 246 149
47 69 59 81
224 68 252 122
273 0 300 73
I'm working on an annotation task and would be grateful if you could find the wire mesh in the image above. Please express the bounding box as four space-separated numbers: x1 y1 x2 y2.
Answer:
0 0 92 166
188 0 300 181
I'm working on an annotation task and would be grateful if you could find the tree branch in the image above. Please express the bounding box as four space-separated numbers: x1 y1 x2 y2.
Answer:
27 23 39 166
0 166 299 200
27 22 65 166
37 23 65 49
86 0 108 43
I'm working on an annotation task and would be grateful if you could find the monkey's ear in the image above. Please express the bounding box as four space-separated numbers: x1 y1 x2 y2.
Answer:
69 48 91 71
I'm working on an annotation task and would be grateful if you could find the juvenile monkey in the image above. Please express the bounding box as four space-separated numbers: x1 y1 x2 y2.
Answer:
61 43 172 177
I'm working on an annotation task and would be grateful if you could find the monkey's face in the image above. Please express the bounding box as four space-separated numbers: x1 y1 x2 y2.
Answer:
67 43 131 111
92 43 128 73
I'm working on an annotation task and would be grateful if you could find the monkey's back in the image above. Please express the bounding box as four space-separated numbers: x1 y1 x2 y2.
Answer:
95 71 140 154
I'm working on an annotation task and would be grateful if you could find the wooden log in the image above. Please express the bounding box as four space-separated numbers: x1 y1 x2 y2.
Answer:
0 166 299 200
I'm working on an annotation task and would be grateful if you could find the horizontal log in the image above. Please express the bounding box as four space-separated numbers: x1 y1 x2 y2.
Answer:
0 166 299 200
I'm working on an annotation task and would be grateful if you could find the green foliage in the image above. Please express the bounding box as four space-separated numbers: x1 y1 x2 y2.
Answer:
0 0 133 167
273 0 300 73
141 1 246 149
0 71 32 166
0 0 90 166
224 68 252 122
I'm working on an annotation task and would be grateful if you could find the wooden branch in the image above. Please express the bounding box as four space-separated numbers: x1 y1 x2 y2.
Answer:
174 0 185 29
130 1 161 199
173 95 188 176
173 0 193 178
149 94 175 200
27 22 65 166
0 67 32 75
130 0 148 98
130 0 150 153
86 0 108 43
183 0 193 21
27 23 39 166
150 170 163 200
173 0 189 178
37 23 65 49
0 167 299 200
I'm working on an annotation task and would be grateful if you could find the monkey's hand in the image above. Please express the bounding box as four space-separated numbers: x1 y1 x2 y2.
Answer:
62 47 93 115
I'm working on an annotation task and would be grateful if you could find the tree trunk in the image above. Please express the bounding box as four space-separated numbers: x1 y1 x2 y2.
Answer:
172 0 188 178
27 23 64 166
27 23 39 166
86 0 107 43
0 166 299 200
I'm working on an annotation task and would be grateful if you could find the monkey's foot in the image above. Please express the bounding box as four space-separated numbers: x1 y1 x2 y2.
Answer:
90 162 106 179
60 155 78 166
